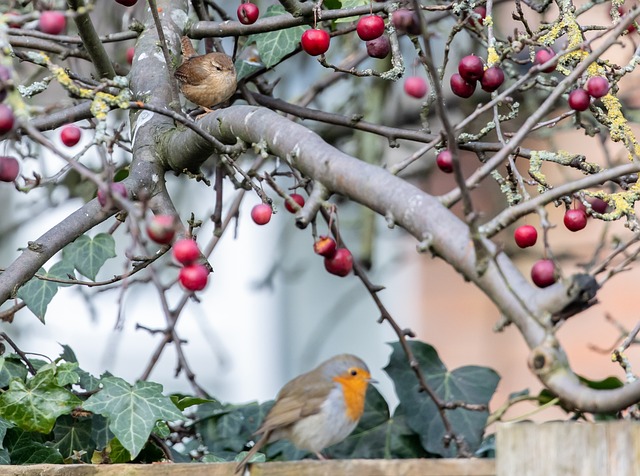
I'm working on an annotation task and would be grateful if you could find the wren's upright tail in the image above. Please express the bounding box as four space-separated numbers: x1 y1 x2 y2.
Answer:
180 36 197 60
234 431 271 474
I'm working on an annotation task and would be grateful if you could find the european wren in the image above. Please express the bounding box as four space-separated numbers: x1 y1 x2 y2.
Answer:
174 37 237 110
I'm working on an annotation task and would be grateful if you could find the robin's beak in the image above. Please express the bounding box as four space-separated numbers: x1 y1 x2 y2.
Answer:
367 376 378 384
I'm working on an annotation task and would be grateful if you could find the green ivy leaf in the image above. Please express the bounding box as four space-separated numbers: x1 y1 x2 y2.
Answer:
248 5 308 68
16 267 57 322
48 259 76 287
52 415 94 463
235 59 263 81
328 387 429 459
59 344 78 363
107 437 132 463
0 369 82 433
0 448 9 464
63 233 116 281
171 395 216 411
0 418 15 449
82 377 183 459
385 341 499 457
0 355 28 388
56 362 80 387
91 414 112 450
203 453 231 463
4 428 64 464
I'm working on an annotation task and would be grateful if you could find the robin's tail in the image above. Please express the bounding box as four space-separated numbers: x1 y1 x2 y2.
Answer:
234 432 270 474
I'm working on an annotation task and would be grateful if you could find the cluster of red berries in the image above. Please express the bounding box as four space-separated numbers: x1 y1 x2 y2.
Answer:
568 76 610 112
251 193 305 225
314 235 354 277
0 64 18 182
451 55 504 98
171 238 210 292
513 198 608 288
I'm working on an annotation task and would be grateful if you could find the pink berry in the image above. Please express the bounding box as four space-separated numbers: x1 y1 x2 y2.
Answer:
568 89 590 111
563 209 587 232
534 49 556 73
450 73 476 98
324 248 353 277
39 11 66 35
480 66 504 92
126 47 135 65
585 76 609 98
301 29 330 56
314 236 337 258
0 104 15 135
366 35 390 59
404 76 428 98
392 9 421 35
60 125 81 147
97 182 127 208
0 156 19 182
356 15 385 41
115 0 138 5
172 238 200 265
436 150 453 173
514 225 537 248
146 215 176 244
251 203 272 225
237 3 259 25
179 264 209 291
531 259 556 288
285 193 305 213
458 55 484 82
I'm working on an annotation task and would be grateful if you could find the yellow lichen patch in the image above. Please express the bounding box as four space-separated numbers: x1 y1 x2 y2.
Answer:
486 47 499 67
484 15 493 28
601 94 640 159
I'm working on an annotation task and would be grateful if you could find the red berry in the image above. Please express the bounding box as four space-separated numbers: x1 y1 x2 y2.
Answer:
531 259 556 288
458 55 484 82
589 197 608 214
126 47 135 65
366 35 390 59
568 89 590 111
585 76 609 98
324 248 353 277
563 209 587 232
97 182 127 208
39 11 66 35
450 73 476 98
480 66 504 92
514 225 537 248
173 238 200 265
146 215 176 244
534 49 556 73
179 264 209 291
0 156 19 182
285 194 305 213
301 29 330 56
0 104 14 135
314 236 337 258
471 6 486 26
404 76 428 98
356 15 385 41
237 3 259 25
436 150 453 173
392 9 421 35
115 0 138 5
60 125 81 147
251 203 272 225
619 7 637 33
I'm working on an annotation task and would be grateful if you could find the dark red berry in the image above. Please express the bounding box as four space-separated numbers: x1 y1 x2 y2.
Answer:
356 15 385 41
179 264 209 291
534 49 556 73
0 104 14 135
314 236 337 258
324 248 353 277
585 76 609 98
173 238 200 265
564 209 587 232
115 0 138 5
285 194 305 213
392 9 421 35
450 73 476 98
471 6 486 26
436 150 453 173
237 3 259 25
531 259 556 288
568 89 590 111
251 203 272 225
0 156 19 182
589 197 608 214
146 215 176 245
366 35 390 59
514 225 537 248
404 76 428 98
458 55 484 82
301 29 330 56
97 182 127 208
480 66 504 92
60 125 81 147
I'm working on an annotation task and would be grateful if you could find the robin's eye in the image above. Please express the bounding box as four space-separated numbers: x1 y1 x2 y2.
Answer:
350 369 358 376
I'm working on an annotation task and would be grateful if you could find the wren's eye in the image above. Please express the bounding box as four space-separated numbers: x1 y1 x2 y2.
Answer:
350 369 358 376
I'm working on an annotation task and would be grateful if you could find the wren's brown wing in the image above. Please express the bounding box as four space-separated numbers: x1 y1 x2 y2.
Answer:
254 372 332 435
174 59 213 86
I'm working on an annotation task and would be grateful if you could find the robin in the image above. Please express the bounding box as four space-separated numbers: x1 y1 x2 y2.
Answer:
235 354 375 474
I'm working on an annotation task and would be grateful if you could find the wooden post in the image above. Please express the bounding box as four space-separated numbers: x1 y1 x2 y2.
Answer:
496 421 640 476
